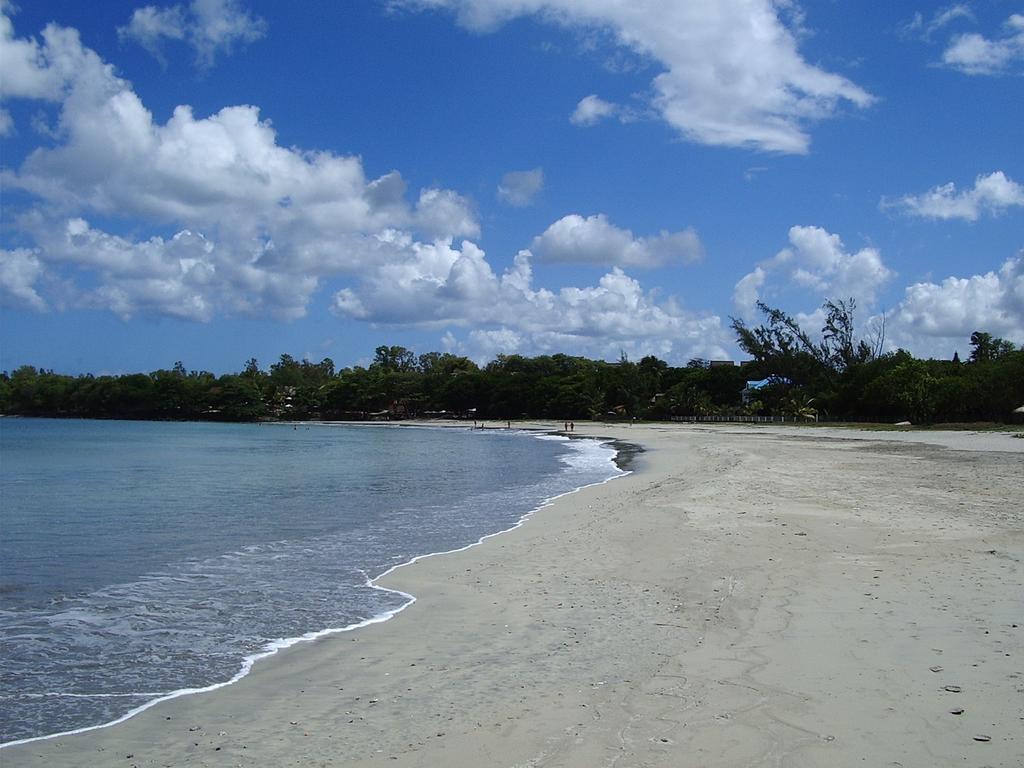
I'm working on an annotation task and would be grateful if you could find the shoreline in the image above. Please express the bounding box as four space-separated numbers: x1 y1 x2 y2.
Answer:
4 422 1021 766
1 426 629 750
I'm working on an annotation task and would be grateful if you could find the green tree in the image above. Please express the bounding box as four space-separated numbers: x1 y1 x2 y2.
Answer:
0 373 10 413
269 354 304 388
861 357 938 423
662 380 714 417
821 298 878 371
732 298 877 380
779 390 818 420
150 367 188 418
969 331 1017 363
213 375 267 421
372 345 417 372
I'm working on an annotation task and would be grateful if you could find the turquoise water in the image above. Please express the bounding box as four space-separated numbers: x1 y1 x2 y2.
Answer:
0 419 623 744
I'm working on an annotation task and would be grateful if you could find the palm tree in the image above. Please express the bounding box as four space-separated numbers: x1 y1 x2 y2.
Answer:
780 392 818 421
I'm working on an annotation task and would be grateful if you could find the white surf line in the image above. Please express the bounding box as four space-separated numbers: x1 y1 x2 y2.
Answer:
0 594 417 749
1 433 628 750
3 692 167 699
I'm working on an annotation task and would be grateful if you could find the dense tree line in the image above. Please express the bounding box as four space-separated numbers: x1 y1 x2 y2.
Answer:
2 307 1021 424
731 302 1023 423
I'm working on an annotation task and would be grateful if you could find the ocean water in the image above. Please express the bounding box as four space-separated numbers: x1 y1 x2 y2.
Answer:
0 419 624 745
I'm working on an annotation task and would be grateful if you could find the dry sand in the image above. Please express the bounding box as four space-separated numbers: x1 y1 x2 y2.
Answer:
4 423 1022 767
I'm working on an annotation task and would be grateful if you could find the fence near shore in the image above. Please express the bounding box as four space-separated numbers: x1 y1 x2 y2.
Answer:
670 415 816 424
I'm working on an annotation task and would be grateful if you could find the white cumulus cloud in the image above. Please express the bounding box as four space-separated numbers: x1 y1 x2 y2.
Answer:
570 94 618 126
885 254 1024 356
463 328 524 361
531 213 703 269
119 0 266 68
0 11 478 322
497 167 544 206
3 7 731 363
403 0 873 153
733 225 894 317
117 5 186 66
414 188 481 239
883 171 1024 221
0 13 105 106
0 248 48 311
27 218 303 322
331 245 730 362
732 266 766 312
941 14 1024 75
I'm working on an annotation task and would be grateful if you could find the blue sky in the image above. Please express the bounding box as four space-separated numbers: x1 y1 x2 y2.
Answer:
1 0 1022 375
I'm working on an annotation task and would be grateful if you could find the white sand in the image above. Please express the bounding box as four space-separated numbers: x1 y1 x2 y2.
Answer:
4 423 1022 767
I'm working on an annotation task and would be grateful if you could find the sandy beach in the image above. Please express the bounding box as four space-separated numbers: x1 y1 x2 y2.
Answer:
4 423 1022 767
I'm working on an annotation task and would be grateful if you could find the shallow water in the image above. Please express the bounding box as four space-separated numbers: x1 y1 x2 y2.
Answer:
0 419 622 744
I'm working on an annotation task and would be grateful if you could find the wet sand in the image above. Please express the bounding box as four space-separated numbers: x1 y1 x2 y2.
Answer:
4 423 1022 767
